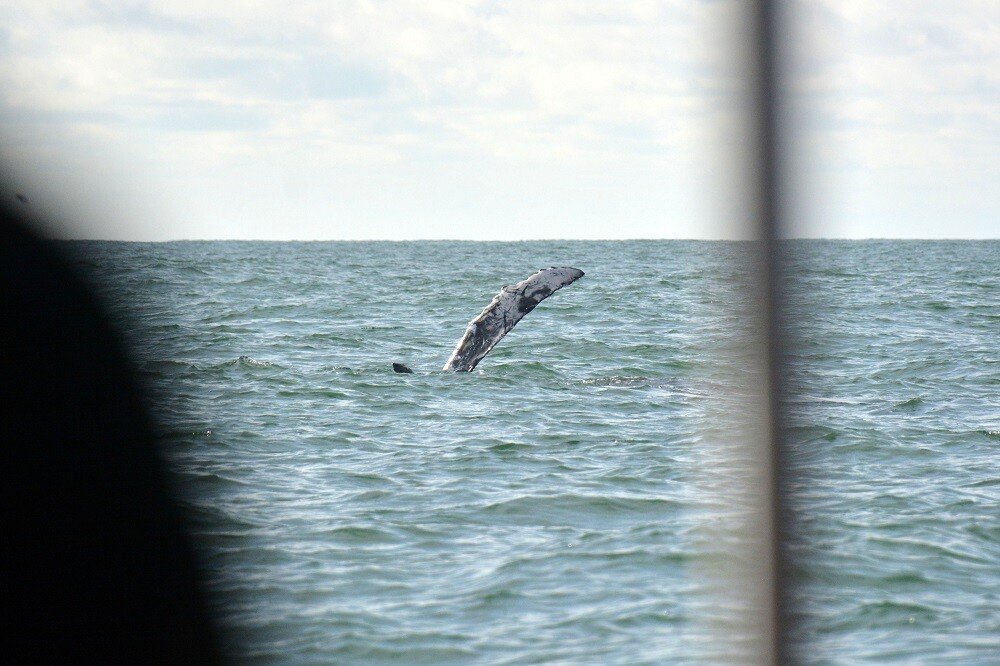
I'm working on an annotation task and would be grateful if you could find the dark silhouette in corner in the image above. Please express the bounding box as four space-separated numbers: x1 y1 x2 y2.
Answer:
2 204 223 662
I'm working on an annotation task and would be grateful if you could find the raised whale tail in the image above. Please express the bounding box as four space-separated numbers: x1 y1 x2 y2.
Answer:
392 267 584 373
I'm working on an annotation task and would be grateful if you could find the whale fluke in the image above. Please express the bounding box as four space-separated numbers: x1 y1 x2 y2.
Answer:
442 267 584 372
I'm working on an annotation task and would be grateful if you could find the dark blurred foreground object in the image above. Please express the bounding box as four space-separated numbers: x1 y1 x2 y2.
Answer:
1 206 222 662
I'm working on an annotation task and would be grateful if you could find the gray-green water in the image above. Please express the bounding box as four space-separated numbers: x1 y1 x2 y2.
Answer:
69 239 999 663
781 240 1000 662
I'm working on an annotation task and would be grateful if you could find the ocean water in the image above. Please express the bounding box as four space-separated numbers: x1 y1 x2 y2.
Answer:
780 240 1000 663
66 239 998 664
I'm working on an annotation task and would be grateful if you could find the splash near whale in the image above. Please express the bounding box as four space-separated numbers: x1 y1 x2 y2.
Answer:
393 267 584 373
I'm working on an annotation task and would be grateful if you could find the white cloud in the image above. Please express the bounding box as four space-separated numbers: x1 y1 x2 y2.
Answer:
9 0 994 240
1 0 749 240
785 0 999 237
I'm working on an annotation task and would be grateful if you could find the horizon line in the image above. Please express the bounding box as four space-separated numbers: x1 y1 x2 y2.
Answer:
50 236 1000 243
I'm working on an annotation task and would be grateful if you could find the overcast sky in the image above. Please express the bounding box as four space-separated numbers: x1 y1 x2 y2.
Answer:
0 1 996 240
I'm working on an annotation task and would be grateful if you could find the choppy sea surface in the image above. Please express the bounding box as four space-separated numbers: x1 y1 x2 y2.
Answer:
67 239 998 664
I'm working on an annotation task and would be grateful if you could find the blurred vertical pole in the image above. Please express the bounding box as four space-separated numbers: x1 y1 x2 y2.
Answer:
750 0 787 663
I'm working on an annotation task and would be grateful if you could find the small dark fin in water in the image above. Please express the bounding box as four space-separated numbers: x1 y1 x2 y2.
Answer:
392 362 413 374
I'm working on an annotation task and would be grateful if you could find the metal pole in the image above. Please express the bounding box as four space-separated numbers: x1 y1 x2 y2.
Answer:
750 0 788 663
